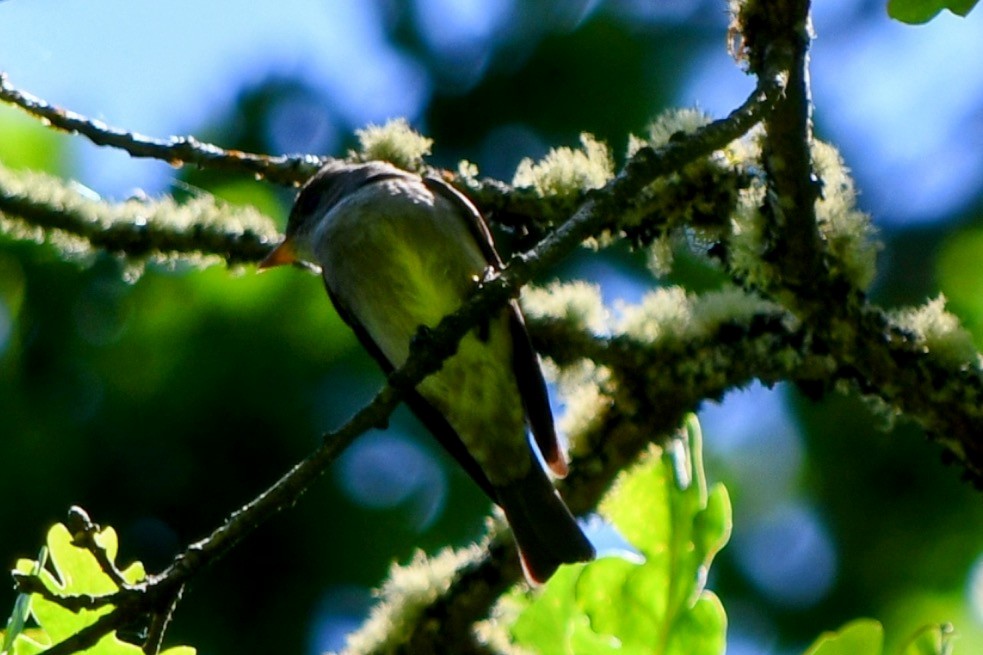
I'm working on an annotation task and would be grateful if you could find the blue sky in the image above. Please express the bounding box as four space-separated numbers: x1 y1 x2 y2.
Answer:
2 0 981 224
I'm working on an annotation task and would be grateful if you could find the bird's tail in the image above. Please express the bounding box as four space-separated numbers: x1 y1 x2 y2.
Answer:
496 464 595 584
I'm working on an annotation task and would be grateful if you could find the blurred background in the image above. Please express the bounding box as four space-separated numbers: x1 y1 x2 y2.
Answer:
2 1 983 653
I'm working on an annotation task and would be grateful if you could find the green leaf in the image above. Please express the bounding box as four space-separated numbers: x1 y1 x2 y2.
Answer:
4 517 196 655
804 619 884 655
887 0 978 24
511 415 732 654
900 624 955 655
1 549 46 655
802 619 956 655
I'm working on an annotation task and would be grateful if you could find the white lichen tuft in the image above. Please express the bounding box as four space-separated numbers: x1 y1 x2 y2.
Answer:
456 159 480 183
694 286 783 329
512 133 613 199
624 109 759 280
629 109 762 166
334 546 484 655
521 281 608 334
721 139 880 292
0 164 279 278
812 141 880 289
555 359 615 458
475 596 538 655
645 234 675 277
618 285 781 345
892 295 980 368
627 108 713 155
617 286 692 344
727 181 772 287
354 118 433 171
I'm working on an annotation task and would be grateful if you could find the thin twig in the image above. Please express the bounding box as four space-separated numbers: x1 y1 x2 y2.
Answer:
8 68 783 653
66 506 130 589
143 584 184 655
144 67 785 620
11 572 119 613
0 73 323 186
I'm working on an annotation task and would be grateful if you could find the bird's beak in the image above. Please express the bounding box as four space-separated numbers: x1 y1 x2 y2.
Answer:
259 236 297 269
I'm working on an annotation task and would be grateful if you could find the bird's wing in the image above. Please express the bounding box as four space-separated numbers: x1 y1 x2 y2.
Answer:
422 176 504 267
324 283 499 500
422 177 566 478
508 302 565 476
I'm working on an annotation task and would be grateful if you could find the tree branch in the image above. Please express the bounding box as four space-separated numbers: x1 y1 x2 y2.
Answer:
0 164 278 265
0 71 778 240
729 0 983 478
24 74 776 653
381 285 983 652
736 0 825 300
0 73 324 187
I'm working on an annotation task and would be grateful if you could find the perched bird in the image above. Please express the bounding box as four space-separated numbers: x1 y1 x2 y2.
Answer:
260 160 594 583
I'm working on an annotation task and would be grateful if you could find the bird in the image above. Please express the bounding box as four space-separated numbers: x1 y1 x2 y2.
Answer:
260 160 594 583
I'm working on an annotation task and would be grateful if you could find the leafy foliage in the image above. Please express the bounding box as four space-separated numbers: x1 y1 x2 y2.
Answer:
1 520 194 655
803 618 955 655
511 416 731 654
887 0 978 23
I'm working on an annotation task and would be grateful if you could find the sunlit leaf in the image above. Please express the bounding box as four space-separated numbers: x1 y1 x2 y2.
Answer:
4 517 196 655
803 619 956 655
887 0 978 23
900 623 955 655
512 415 731 654
804 619 883 654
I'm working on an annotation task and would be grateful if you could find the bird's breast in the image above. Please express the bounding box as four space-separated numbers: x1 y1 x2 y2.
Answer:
318 185 487 367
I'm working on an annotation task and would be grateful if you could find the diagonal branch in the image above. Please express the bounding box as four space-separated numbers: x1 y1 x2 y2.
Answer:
383 288 983 652
729 1 983 479
0 164 278 265
85 72 781 653
157 69 783 583
14 69 781 654
0 73 323 187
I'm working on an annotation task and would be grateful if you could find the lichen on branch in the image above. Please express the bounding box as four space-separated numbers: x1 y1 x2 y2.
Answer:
0 163 279 274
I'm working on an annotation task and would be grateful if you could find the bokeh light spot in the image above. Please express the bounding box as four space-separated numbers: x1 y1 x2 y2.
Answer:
0 299 11 356
265 94 339 156
412 0 513 86
308 585 372 655
733 502 838 608
336 432 446 531
700 383 804 509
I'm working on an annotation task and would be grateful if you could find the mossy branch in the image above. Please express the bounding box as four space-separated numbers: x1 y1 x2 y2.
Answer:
0 71 772 241
0 73 325 187
8 71 781 655
0 164 278 266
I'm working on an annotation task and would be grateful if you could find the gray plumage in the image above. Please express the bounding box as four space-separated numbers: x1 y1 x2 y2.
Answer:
275 161 594 582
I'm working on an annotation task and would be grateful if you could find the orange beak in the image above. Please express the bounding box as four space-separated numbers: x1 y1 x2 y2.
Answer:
259 236 298 269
